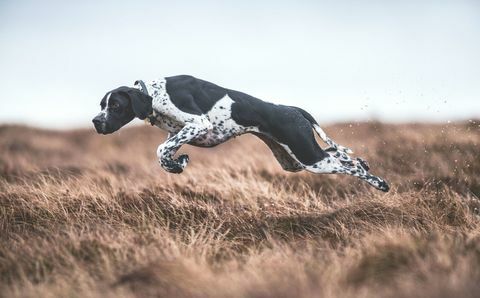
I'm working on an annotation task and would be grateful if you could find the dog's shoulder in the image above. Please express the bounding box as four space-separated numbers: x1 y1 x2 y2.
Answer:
164 75 228 114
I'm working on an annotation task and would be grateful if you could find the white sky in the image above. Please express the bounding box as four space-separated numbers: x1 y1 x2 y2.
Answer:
0 0 479 128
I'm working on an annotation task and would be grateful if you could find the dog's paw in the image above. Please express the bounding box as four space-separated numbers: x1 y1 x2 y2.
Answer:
378 179 390 192
366 176 390 192
160 158 184 174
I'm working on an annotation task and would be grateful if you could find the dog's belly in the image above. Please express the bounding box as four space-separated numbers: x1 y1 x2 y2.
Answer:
189 128 237 147
189 95 256 147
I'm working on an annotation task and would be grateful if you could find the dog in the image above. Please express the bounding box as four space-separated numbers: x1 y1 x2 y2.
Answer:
92 75 389 192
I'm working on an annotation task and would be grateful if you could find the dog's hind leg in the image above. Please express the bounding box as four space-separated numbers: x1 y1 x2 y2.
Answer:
261 106 388 191
304 154 390 192
254 133 304 172
293 107 353 154
312 124 355 155
326 148 370 171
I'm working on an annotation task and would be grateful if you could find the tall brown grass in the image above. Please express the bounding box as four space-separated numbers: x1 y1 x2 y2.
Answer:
0 121 479 297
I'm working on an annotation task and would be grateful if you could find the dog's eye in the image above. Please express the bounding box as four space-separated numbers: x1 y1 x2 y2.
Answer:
111 102 120 109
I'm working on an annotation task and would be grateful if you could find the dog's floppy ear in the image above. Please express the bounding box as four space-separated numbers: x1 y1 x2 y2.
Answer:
127 88 152 120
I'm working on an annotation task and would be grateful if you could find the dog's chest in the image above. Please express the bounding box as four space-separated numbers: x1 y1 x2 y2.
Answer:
146 79 193 133
153 116 183 133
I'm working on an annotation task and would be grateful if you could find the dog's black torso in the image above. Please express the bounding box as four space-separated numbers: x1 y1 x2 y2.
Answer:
159 75 326 164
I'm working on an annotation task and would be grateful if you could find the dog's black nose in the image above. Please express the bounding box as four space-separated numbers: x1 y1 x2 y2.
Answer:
92 118 102 125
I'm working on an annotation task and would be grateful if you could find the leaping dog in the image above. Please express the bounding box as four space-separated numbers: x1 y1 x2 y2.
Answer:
92 75 389 192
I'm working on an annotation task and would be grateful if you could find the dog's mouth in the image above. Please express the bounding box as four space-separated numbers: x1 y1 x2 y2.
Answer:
93 121 110 134
99 122 107 133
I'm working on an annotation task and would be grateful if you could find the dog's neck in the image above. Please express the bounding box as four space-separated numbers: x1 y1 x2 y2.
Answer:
133 78 168 126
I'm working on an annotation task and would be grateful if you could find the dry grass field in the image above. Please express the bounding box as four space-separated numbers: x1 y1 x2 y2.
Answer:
0 121 479 297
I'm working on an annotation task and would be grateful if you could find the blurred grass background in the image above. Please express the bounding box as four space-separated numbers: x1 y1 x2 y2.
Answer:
0 121 479 297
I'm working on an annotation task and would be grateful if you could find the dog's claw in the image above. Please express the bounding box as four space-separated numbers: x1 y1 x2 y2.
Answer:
176 154 189 168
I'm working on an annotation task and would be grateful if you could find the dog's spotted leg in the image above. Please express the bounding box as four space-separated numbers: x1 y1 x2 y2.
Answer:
313 124 353 154
305 154 390 192
342 162 389 192
156 119 212 173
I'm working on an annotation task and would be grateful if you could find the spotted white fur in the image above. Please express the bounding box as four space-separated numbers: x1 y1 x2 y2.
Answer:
191 95 259 146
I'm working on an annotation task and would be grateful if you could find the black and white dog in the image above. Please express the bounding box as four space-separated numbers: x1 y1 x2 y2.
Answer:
92 75 389 192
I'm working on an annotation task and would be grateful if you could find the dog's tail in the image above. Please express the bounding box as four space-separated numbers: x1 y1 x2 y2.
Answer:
295 107 353 154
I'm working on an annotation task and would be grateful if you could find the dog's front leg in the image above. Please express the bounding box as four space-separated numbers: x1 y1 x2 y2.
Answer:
156 121 211 173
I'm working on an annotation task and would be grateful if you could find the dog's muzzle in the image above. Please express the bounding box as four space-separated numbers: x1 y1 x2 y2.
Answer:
92 115 108 134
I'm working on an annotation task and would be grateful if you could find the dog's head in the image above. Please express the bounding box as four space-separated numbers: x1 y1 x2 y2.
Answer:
92 87 152 134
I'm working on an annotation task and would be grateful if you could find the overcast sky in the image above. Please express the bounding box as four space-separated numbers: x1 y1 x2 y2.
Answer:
0 0 479 128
